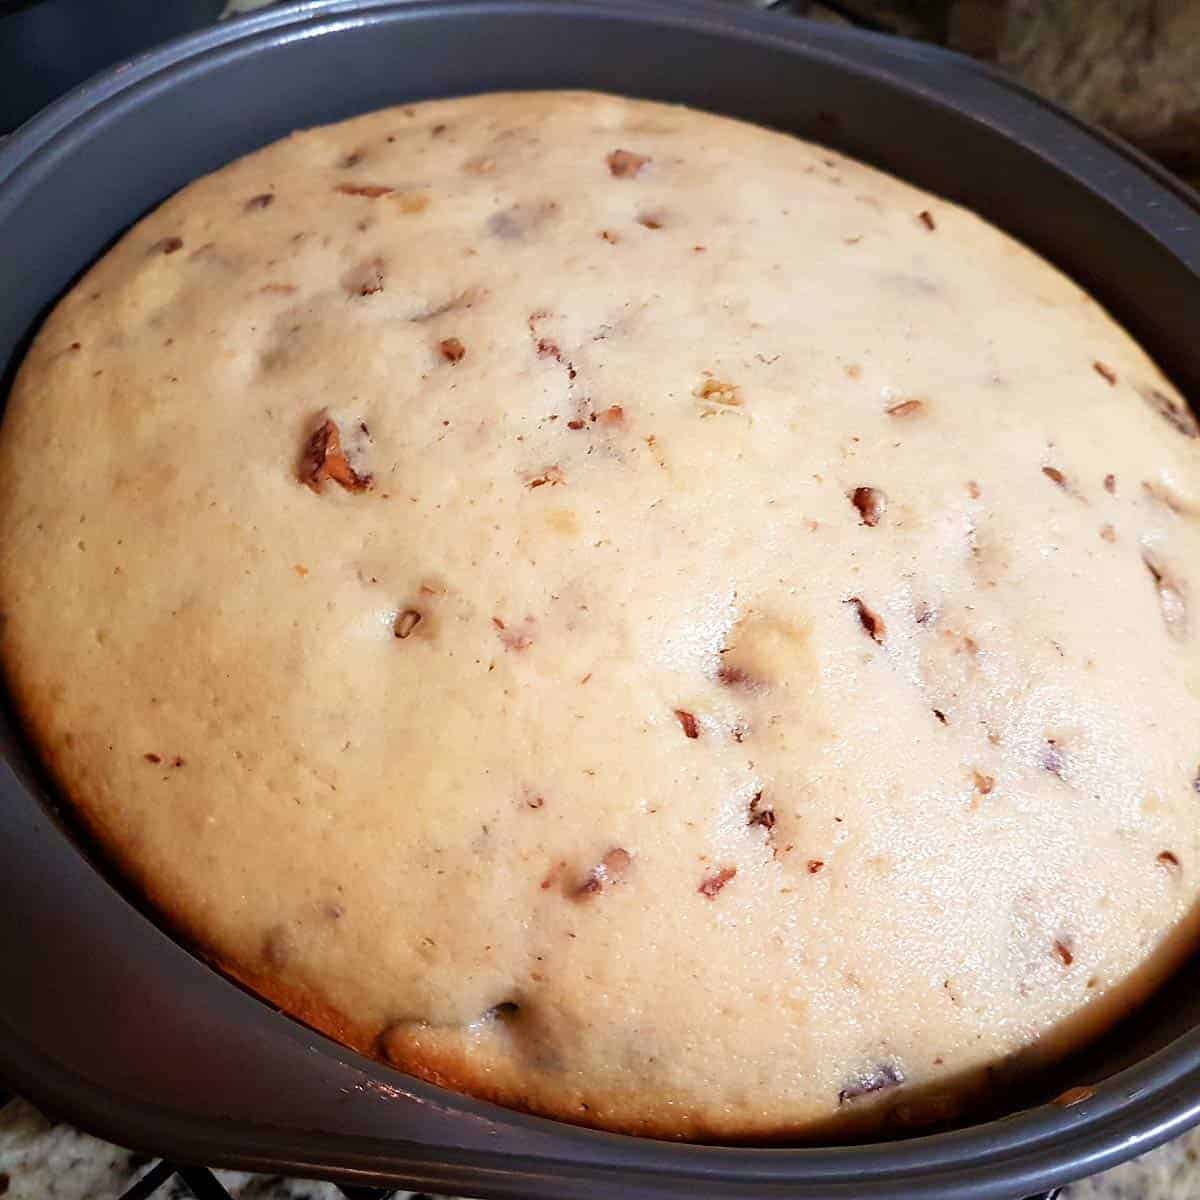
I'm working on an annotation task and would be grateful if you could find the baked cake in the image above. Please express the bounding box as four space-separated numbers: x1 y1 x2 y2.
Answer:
3 91 1199 1140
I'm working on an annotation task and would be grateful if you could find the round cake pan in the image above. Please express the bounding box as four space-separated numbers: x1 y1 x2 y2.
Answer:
1 2 1200 1197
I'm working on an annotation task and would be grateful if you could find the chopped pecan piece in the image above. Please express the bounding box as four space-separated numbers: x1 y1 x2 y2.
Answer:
525 465 566 489
1157 850 1181 870
1093 361 1117 386
606 149 651 178
839 1061 904 1103
695 378 742 408
847 597 885 644
917 210 936 231
748 791 775 830
439 337 466 364
698 866 737 899
299 418 371 493
393 609 422 639
674 709 699 739
335 183 394 198
544 353 576 381
1053 938 1074 967
1142 387 1199 438
576 847 632 897
528 319 578 380
886 398 925 418
850 486 886 526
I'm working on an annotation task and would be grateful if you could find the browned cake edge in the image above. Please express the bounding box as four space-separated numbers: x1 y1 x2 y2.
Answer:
6 609 1198 1144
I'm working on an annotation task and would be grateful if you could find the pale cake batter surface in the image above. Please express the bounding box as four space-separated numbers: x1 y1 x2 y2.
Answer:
3 92 1200 1139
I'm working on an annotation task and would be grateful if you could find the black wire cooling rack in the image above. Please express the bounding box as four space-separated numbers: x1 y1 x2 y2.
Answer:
0 1085 423 1200
0 1081 1066 1200
124 1162 405 1200
119 1162 403 1200
117 1160 405 1200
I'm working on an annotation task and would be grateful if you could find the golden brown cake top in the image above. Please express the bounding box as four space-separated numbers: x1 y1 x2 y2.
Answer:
3 91 1199 1140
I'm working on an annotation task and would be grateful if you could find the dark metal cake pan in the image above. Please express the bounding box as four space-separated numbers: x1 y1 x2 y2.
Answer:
1 2 1199 1197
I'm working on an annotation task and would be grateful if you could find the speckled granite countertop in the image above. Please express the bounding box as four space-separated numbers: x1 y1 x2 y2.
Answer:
2 1091 1199 1200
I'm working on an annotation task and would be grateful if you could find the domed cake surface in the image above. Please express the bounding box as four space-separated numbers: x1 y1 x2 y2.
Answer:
3 91 1199 1140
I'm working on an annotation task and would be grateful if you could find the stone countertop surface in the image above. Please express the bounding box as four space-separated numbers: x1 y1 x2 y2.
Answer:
3 2 1198 1199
